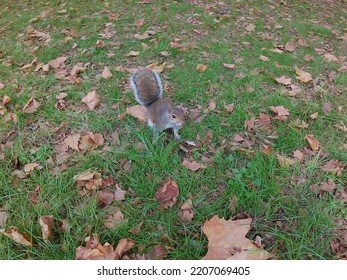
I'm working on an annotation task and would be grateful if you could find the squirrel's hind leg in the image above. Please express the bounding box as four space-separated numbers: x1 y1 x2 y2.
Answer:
152 128 160 143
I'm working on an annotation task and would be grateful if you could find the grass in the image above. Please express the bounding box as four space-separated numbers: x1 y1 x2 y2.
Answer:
0 0 346 260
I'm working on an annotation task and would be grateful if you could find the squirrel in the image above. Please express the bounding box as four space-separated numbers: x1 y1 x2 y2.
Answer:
129 69 184 141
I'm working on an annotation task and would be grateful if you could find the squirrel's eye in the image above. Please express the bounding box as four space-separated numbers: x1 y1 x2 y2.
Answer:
172 114 177 119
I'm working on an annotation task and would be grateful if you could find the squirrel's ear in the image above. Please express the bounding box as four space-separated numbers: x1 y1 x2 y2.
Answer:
167 105 172 112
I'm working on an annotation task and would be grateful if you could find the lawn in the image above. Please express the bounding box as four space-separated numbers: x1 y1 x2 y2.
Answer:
0 0 346 260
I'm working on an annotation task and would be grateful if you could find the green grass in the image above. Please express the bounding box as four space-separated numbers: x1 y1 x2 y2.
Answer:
1 0 346 260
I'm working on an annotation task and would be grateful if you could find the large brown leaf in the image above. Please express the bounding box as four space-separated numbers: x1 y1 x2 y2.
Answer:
156 179 179 209
201 215 272 260
0 226 32 246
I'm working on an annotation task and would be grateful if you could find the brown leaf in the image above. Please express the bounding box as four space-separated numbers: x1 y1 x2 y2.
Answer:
101 66 113 79
196 64 208 72
305 135 320 152
103 210 124 229
276 154 296 167
76 236 120 260
114 185 126 201
48 56 67 69
64 133 81 151
310 112 319 120
179 199 194 223
323 102 333 113
324 53 339 62
79 132 104 151
245 23 256 32
291 119 309 129
322 159 344 176
22 97 40 114
274 76 291 85
115 238 136 257
201 215 271 260
156 179 179 209
0 82 5 91
293 150 304 162
126 51 140 57
182 159 207 172
82 90 100 110
97 190 115 206
224 103 235 113
295 67 312 83
285 42 296 52
0 226 32 246
297 38 309 47
126 105 147 122
334 122 347 132
134 18 144 27
39 215 53 243
222 63 235 70
128 222 143 235
146 62 165 73
70 62 85 76
259 55 270 61
269 105 289 121
23 162 39 173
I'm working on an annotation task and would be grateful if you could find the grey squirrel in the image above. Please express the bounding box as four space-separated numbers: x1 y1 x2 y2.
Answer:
130 69 184 141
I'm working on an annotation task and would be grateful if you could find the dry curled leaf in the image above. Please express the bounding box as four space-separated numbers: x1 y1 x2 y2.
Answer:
103 210 124 229
224 103 235 113
82 90 100 110
101 66 113 79
196 64 208 72
22 97 40 114
156 179 179 209
276 154 296 167
126 105 146 122
182 159 207 172
39 215 53 243
201 215 272 260
179 199 194 223
295 67 312 83
223 63 235 70
0 226 32 246
274 76 291 85
322 159 344 176
305 135 320 152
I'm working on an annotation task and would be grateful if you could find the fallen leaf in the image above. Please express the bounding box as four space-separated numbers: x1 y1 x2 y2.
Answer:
334 122 347 132
23 162 39 173
0 82 5 90
115 238 136 257
196 64 207 72
274 76 291 85
126 51 140 57
134 19 144 27
285 42 296 52
97 190 115 206
101 66 113 79
222 63 235 70
39 215 53 243
293 150 304 162
304 54 314 62
276 154 296 167
179 199 194 223
70 62 85 76
82 90 100 110
295 67 312 83
245 23 256 32
259 55 270 61
322 159 344 176
64 133 81 151
201 215 271 260
128 222 143 235
305 135 320 152
269 105 289 120
22 97 40 114
291 119 309 129
48 56 67 69
156 179 179 209
146 62 165 73
114 185 126 201
297 38 309 46
310 112 319 120
103 210 124 229
323 102 333 113
182 159 207 172
324 53 339 62
126 105 146 122
0 226 32 246
224 103 235 113
79 132 104 151
310 179 336 195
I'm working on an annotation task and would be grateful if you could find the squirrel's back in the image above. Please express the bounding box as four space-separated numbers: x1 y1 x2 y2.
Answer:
130 69 163 107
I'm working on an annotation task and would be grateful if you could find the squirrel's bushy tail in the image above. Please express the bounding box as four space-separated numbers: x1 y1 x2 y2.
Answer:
130 69 163 108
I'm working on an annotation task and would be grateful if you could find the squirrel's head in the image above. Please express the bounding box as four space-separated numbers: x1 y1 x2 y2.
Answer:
168 106 185 128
